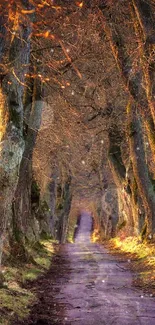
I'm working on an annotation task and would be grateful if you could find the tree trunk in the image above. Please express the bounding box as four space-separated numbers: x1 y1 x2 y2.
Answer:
130 1 155 150
0 1 33 265
56 175 72 243
0 5 7 60
127 101 155 236
103 7 155 160
11 77 44 251
102 6 155 237
108 125 135 235
145 116 155 160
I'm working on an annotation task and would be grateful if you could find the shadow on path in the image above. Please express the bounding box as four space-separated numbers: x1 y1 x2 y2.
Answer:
13 247 72 325
13 212 155 325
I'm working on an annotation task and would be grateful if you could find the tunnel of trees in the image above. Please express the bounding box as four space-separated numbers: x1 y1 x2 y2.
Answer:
0 0 155 275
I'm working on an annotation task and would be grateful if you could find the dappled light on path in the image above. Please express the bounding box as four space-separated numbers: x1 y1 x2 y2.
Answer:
74 212 93 244
59 213 155 325
14 212 155 325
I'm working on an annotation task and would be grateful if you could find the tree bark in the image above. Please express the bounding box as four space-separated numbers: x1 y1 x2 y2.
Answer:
0 1 33 265
127 101 155 236
11 77 44 251
103 6 155 160
56 175 72 243
108 125 135 235
108 127 126 188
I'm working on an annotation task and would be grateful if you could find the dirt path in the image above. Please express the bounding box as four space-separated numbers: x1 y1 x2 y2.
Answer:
15 212 155 325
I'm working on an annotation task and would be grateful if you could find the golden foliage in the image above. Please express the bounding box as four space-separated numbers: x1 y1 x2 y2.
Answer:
0 90 8 143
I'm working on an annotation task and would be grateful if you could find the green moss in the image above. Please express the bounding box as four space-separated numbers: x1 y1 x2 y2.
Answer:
140 223 147 239
10 109 21 129
22 268 42 281
117 220 127 230
0 239 56 324
128 121 137 137
67 214 79 243
9 151 14 157
132 178 138 202
41 200 50 212
31 182 40 195
40 231 53 241
0 286 35 324
34 257 51 269
31 179 40 204
151 179 155 191
3 268 18 283
56 200 63 211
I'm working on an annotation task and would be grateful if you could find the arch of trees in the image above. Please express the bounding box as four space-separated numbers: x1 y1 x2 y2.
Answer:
0 0 155 269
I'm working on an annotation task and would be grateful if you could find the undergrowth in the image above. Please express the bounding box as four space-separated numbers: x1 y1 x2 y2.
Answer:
0 239 57 325
108 236 155 294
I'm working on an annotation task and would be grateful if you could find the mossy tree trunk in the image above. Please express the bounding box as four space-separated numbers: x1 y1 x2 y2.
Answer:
0 4 7 61
108 126 126 188
11 77 44 253
55 175 72 243
102 4 155 237
0 1 33 266
130 0 155 156
127 101 155 236
103 4 155 161
144 117 155 160
108 125 135 235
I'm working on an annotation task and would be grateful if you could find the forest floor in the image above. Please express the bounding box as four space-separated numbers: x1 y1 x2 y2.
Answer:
105 236 155 294
0 240 59 325
7 212 155 325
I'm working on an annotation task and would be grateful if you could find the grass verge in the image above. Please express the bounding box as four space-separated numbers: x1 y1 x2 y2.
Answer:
67 210 80 243
0 239 57 325
107 236 155 294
